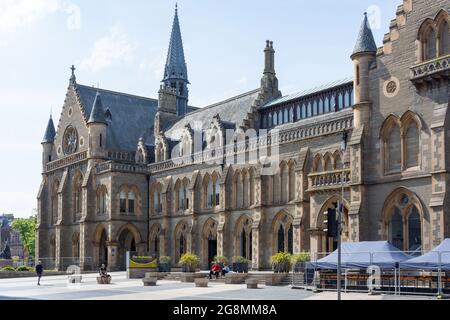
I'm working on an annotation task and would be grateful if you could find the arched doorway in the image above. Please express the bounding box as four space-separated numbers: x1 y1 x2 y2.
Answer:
382 188 425 254
202 219 218 268
149 224 162 259
235 215 253 261
316 197 349 253
272 211 294 255
174 221 189 264
118 228 137 271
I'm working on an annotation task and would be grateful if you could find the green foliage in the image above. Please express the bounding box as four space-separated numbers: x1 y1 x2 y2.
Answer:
178 253 200 271
271 252 292 273
159 256 171 264
233 256 250 264
11 217 36 258
16 266 34 272
0 266 16 272
292 252 311 264
213 256 229 265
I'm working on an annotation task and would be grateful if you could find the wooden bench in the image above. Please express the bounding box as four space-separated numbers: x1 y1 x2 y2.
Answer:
97 276 111 284
143 276 158 286
195 278 209 288
246 279 259 289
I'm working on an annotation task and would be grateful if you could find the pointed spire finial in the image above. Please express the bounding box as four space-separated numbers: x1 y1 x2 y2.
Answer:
351 12 377 58
70 65 77 85
42 114 56 144
162 2 188 83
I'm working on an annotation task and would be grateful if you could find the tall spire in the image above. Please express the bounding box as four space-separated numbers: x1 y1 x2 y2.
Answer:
163 4 188 82
352 12 377 58
42 114 56 144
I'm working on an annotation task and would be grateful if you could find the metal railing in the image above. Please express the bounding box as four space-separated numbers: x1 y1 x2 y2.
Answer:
292 251 450 297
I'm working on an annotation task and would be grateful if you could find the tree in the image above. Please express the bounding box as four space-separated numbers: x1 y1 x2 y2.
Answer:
11 217 36 259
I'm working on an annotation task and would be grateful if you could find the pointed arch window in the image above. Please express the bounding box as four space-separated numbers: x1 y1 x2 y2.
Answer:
307 103 312 118
302 104 307 119
405 122 419 169
207 180 214 208
289 107 294 122
386 192 423 254
387 125 401 173
120 191 127 213
425 27 437 61
273 112 278 126
318 99 324 114
439 20 450 56
97 186 107 215
284 109 288 123
313 101 318 115
128 192 135 214
324 97 330 113
296 105 301 120
214 179 220 207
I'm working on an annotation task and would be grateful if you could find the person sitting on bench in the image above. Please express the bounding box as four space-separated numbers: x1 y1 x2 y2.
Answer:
99 264 111 282
209 263 221 279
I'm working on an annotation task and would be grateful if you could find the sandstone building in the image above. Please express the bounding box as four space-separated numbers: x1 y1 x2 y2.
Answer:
37 1 450 270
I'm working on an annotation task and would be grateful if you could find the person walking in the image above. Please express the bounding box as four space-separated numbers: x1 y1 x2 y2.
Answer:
35 261 43 286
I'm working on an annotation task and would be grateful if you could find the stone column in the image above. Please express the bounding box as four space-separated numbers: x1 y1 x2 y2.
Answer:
216 212 227 258
107 242 119 272
79 222 92 271
251 209 263 270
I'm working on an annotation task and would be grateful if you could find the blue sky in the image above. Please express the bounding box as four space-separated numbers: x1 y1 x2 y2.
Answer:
0 0 400 218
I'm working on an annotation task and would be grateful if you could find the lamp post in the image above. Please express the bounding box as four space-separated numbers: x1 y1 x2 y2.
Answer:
337 130 348 301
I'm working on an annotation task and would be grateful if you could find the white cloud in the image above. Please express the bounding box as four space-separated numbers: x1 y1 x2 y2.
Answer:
81 26 136 72
0 0 60 33
0 0 81 46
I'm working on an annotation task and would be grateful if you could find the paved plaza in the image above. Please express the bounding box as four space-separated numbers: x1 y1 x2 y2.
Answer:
0 272 438 300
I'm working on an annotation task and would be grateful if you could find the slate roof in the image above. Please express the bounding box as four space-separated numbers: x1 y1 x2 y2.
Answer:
352 13 377 57
260 78 353 109
42 115 56 143
87 92 107 125
165 89 261 140
76 85 159 151
163 5 188 82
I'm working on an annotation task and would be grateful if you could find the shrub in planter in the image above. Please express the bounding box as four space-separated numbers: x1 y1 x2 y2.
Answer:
213 256 229 268
232 256 250 273
0 266 16 272
158 256 172 272
16 266 34 272
292 252 311 272
178 253 200 273
271 252 292 273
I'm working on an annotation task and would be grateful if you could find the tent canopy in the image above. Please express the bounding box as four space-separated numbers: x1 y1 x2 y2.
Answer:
309 241 412 269
400 239 450 270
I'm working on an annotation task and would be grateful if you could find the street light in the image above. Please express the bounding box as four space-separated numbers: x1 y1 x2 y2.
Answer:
337 130 348 301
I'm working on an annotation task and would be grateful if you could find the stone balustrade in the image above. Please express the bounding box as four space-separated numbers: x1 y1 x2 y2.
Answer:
308 169 351 191
46 150 88 172
410 54 450 84
149 114 353 173
95 161 148 175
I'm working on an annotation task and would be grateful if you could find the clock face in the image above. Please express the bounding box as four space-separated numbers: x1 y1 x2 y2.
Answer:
63 126 78 155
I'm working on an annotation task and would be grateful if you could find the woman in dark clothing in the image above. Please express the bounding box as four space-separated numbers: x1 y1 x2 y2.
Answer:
35 261 43 286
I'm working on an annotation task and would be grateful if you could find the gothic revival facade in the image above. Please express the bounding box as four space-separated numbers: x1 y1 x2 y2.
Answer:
37 0 450 271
